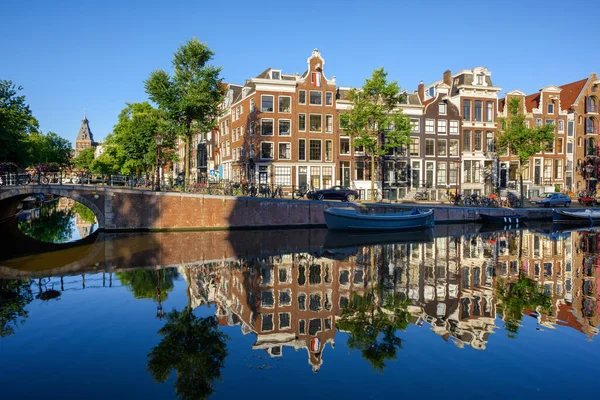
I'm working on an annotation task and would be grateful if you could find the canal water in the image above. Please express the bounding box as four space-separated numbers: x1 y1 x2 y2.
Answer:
1 208 599 399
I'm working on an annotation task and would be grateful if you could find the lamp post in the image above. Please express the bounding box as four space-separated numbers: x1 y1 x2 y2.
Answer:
586 163 593 193
155 133 163 191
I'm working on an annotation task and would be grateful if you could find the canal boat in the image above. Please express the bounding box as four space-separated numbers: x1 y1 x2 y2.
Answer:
552 209 600 224
323 207 434 231
479 213 528 224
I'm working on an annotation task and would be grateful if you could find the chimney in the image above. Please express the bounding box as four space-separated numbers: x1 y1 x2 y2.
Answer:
418 81 424 103
443 70 452 86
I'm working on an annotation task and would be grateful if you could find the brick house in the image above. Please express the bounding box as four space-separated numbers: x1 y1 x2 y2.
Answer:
498 85 570 196
216 49 338 191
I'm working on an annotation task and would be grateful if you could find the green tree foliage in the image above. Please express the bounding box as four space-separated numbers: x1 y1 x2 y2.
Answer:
18 202 74 243
72 147 95 170
337 292 411 372
0 279 34 338
496 97 556 202
107 102 176 176
147 310 228 400
145 38 225 182
117 268 179 302
72 202 97 225
339 68 412 196
28 131 72 166
496 275 552 338
0 80 39 165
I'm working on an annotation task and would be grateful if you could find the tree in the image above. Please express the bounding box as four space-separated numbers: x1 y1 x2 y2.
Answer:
109 102 176 176
72 202 97 225
496 97 555 203
147 310 228 400
18 202 74 243
496 275 551 338
0 279 34 338
28 131 72 166
145 38 224 183
0 80 39 165
339 68 412 198
72 147 95 170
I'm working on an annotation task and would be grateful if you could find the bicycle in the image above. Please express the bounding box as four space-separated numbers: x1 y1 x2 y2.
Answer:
447 191 465 206
259 184 271 198
271 185 284 199
414 190 429 201
293 185 311 199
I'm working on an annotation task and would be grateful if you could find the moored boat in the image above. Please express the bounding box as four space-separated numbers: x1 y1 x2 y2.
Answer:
324 207 434 231
553 209 600 224
479 213 528 224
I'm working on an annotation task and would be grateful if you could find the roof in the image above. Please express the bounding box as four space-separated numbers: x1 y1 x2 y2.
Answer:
76 114 94 143
423 97 435 107
559 78 588 111
406 93 422 106
524 92 540 112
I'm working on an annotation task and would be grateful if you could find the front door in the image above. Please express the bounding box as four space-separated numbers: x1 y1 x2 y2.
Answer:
341 162 351 187
426 162 434 188
534 159 541 185
412 161 420 188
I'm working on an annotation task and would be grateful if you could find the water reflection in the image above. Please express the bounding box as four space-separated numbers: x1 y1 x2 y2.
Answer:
1 226 600 398
16 196 97 243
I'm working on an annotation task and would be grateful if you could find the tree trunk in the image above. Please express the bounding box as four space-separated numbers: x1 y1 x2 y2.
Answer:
184 135 190 184
519 161 524 206
371 153 376 201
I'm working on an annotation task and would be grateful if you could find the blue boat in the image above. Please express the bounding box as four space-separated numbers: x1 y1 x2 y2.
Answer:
324 207 434 231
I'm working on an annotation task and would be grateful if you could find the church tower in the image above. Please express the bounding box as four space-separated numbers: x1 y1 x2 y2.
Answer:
74 111 96 157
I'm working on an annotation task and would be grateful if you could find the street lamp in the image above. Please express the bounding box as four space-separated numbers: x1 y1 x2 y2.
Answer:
585 163 594 193
155 133 163 191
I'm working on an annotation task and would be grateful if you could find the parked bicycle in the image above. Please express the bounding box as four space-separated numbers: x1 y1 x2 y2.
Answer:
293 185 310 199
500 192 522 208
447 191 464 206
271 185 284 199
414 190 429 201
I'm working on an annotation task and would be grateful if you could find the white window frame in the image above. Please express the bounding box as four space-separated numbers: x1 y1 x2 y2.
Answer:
278 96 292 113
298 90 306 105
425 119 435 134
325 114 333 133
558 119 565 132
340 137 350 155
278 142 292 160
548 103 554 114
450 120 459 135
309 139 322 161
309 114 322 133
439 103 447 115
438 139 448 157
261 95 274 112
438 119 447 135
298 113 306 132
261 118 274 136
425 139 435 156
298 138 306 161
449 139 460 157
278 119 291 136
260 141 274 159
309 91 322 106
325 139 333 162
410 118 420 133
325 91 333 106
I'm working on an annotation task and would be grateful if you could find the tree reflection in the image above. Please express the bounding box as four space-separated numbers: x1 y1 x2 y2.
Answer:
71 202 96 224
496 275 552 338
147 308 228 400
18 202 73 243
117 269 178 302
0 279 34 338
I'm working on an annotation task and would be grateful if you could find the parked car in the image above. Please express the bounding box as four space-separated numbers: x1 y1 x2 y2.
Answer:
312 186 360 202
536 193 571 208
530 193 553 204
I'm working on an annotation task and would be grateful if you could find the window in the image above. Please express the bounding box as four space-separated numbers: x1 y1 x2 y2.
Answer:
299 90 306 105
250 98 255 112
463 130 471 152
260 142 273 159
325 115 333 133
425 119 435 134
279 313 290 329
546 140 554 153
309 140 321 161
548 103 554 114
568 121 574 137
298 139 306 160
274 166 292 186
486 132 494 152
426 139 435 156
326 92 333 105
277 119 291 136
279 143 291 160
546 119 554 127
311 72 321 87
449 162 458 184
261 119 273 136
557 137 563 154
464 160 481 183
325 140 333 161
310 91 322 105
463 100 472 120
558 120 564 132
250 121 254 136
555 159 563 179
261 314 273 331
486 101 494 122
299 114 306 131
438 139 447 156
449 139 459 156
310 114 322 132
279 96 291 113
474 130 482 151
474 101 482 121
450 120 459 134
437 162 447 185
544 159 552 180
567 142 573 153
536 118 542 127
322 166 332 187
477 74 484 85
261 95 274 112
410 138 420 156
438 120 447 134
439 103 447 115
410 118 420 132
271 70 280 80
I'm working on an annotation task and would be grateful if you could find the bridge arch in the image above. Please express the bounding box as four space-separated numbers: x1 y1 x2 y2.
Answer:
0 185 105 229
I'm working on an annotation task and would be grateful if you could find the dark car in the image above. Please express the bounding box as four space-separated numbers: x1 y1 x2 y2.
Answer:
312 186 359 202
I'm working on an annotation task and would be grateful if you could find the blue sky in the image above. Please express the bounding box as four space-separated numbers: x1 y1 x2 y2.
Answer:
2 0 599 145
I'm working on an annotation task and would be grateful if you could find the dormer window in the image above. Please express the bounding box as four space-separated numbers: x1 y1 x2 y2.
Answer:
548 103 554 114
242 87 250 97
271 70 281 80
439 103 447 115
476 74 484 85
